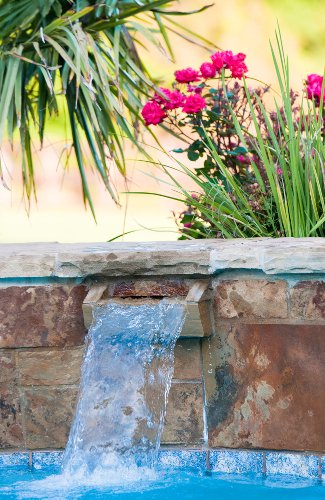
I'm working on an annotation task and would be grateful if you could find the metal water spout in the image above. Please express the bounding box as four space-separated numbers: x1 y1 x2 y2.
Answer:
82 280 214 337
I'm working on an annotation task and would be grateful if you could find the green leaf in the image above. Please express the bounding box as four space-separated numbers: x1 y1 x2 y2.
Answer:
187 150 200 161
0 46 22 145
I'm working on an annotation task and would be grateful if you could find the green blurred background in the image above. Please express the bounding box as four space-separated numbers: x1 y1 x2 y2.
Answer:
1 0 324 243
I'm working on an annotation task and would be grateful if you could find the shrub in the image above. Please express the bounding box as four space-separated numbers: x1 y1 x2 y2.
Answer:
142 31 325 238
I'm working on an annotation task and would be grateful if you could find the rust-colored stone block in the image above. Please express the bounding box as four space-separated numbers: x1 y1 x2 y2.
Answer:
203 324 325 452
173 339 202 380
113 280 189 297
0 383 23 449
215 279 288 319
23 387 78 449
0 285 87 348
162 383 204 445
290 281 325 320
0 350 16 383
18 348 83 386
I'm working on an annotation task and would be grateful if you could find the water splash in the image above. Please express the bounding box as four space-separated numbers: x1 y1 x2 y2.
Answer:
62 300 185 480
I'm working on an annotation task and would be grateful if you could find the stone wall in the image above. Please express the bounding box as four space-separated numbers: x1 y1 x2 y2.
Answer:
0 240 324 453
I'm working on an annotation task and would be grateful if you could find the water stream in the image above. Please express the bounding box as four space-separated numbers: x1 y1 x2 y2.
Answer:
62 299 185 480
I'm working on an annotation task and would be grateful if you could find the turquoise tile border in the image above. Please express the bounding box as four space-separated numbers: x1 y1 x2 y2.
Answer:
0 449 323 480
0 452 29 468
32 451 63 470
210 450 263 474
322 456 325 481
265 452 319 479
158 450 207 471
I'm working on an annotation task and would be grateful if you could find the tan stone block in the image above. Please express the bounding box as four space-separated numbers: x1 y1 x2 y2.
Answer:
181 301 214 337
54 242 211 277
18 348 83 386
0 350 16 383
0 285 87 348
173 339 201 380
23 387 78 449
290 281 325 320
203 324 325 452
215 279 288 319
0 383 23 449
0 246 56 278
162 383 204 445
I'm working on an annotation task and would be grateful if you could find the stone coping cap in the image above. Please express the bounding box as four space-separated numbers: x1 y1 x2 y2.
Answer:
0 238 324 278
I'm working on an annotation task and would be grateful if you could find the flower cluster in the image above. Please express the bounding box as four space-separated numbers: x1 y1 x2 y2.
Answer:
210 50 248 79
306 74 324 104
141 49 248 126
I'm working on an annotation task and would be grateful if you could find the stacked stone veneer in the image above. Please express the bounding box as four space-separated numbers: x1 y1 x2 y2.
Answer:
0 240 324 453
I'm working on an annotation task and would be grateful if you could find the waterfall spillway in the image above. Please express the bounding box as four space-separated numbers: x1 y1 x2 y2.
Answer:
63 300 185 478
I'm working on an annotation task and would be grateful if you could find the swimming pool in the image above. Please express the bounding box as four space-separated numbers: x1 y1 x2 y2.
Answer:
1 464 324 500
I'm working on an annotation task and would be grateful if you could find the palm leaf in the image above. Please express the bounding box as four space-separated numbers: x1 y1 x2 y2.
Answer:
0 0 212 211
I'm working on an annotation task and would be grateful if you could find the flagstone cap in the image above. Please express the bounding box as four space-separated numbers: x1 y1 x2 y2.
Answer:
0 238 324 278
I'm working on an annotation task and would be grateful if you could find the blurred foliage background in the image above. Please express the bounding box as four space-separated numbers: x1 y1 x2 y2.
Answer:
1 0 324 243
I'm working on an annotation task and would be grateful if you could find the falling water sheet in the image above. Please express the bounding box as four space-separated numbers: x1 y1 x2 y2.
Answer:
62 299 185 480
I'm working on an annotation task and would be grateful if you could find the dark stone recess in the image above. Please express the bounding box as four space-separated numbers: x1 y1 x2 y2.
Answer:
0 285 88 348
113 279 190 298
203 324 325 452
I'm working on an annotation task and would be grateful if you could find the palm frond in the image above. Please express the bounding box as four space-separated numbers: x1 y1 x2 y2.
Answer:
0 0 211 211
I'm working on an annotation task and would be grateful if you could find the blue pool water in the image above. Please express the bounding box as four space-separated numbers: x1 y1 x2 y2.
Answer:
0 466 324 500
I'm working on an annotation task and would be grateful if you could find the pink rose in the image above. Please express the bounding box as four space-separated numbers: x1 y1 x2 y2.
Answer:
236 155 250 164
153 88 185 110
165 90 186 110
233 52 246 62
183 94 206 114
175 67 200 83
211 50 234 71
306 74 323 102
230 61 248 79
307 74 323 85
211 51 226 71
223 50 236 67
141 101 166 126
200 62 217 79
